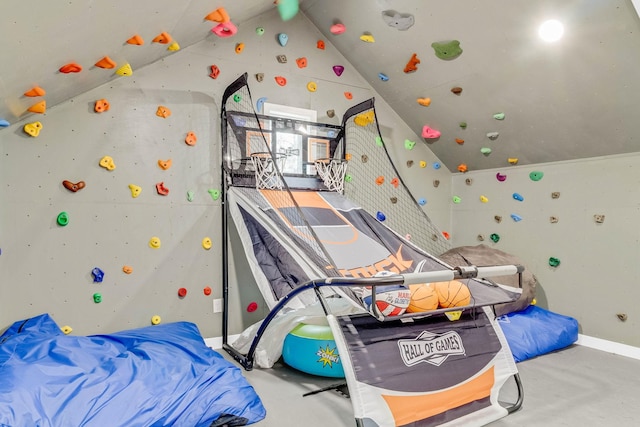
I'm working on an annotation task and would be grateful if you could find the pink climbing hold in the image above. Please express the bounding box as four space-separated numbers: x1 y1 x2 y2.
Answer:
211 21 238 38
496 173 507 182
332 65 344 76
330 23 346 35
422 125 441 139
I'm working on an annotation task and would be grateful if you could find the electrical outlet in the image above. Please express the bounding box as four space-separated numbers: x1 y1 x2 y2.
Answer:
213 298 223 313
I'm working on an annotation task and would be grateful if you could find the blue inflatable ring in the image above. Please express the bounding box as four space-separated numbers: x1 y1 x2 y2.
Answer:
282 323 345 378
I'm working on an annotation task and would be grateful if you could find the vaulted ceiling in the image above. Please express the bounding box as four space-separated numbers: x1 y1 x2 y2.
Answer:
2 0 640 171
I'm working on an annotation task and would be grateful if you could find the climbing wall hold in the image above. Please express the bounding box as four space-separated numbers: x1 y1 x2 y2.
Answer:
419 161 427 168
155 182 169 195
59 63 82 73
256 27 265 35
317 40 325 50
211 22 238 37
247 302 259 312
457 163 468 173
452 196 462 204
333 65 345 76
326 109 335 118
477 234 485 241
149 237 161 249
255 73 264 82
530 171 544 181
61 326 73 335
374 136 383 147
381 11 414 31
27 101 46 114
508 158 519 165
296 57 307 68
185 131 197 146
23 121 42 137
24 86 46 97
404 139 416 150
93 293 102 303
152 32 172 44
330 23 346 34
157 159 172 170
490 233 500 243
406 160 413 167
390 197 398 204
360 34 375 43
481 147 492 155
344 92 353 100
455 138 465 145
431 40 463 60
486 132 499 140
208 189 221 200
344 174 352 183
94 99 110 113
202 237 212 250
433 162 441 170
151 315 161 325
187 190 195 202
548 257 561 267
594 214 605 224
278 33 289 46
480 195 489 203
0 119 9 128
235 43 245 54
496 173 507 182
209 65 221 79
205 7 230 23
115 63 133 76
493 112 505 120
126 34 144 45
494 215 503 223
276 54 287 63
551 192 560 199
375 176 385 185
203 286 212 296
550 216 559 223
390 177 399 188
156 106 171 118
378 73 389 81
128 184 142 198
376 211 386 221
418 198 427 206
167 42 180 51
417 98 431 106
433 180 440 187
95 56 116 69
465 178 473 185
275 76 287 86
404 53 420 73
442 231 451 240
451 87 463 95
459 122 467 128
512 193 524 201
99 156 116 170
122 265 133 274
405 234 412 241
256 97 267 113
354 111 374 126
92 267 105 283
56 212 69 226
422 126 441 139
277 0 299 21
63 180 86 192
511 214 523 222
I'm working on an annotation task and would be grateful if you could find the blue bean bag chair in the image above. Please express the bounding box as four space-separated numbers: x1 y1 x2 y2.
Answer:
497 305 579 362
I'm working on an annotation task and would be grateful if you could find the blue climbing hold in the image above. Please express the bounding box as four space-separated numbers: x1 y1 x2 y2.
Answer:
256 97 267 113
327 130 336 138
511 214 523 222
378 73 389 81
512 193 524 201
92 267 105 283
0 119 10 128
433 162 441 170
376 211 386 221
418 198 427 206
278 33 289 47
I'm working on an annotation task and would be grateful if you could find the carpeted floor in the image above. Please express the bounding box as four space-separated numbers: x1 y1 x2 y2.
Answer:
226 345 640 426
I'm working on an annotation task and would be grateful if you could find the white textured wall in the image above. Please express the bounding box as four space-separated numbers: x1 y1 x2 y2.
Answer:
0 9 451 337
450 154 640 346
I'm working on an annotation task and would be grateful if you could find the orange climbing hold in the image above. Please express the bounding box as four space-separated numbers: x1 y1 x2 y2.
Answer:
375 176 385 185
416 97 431 107
344 92 353 100
391 177 399 188
204 7 230 23
296 57 308 68
152 32 172 44
457 163 468 173
442 231 451 240
59 62 82 73
275 76 287 86
24 86 46 97
156 106 171 118
404 53 420 73
455 138 465 145
317 40 325 50
185 132 197 146
94 99 110 113
126 34 144 45
235 43 245 54
95 56 116 69
158 159 172 170
27 101 46 114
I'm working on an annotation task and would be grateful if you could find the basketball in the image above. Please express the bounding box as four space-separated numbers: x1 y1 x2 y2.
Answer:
362 285 410 316
406 283 439 313
434 280 472 308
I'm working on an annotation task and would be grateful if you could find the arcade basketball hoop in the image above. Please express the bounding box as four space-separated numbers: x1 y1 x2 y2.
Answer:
315 158 348 192
250 152 286 190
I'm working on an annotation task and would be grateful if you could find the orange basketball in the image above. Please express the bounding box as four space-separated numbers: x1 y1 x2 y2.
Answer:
434 280 471 308
406 283 439 313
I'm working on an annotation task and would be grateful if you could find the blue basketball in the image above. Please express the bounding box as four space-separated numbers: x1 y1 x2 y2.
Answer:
282 323 344 378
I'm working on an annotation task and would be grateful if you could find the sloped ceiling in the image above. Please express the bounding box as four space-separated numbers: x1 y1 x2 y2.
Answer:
2 0 640 171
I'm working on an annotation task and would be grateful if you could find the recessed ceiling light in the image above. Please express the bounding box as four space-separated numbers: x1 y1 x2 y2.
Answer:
539 19 564 42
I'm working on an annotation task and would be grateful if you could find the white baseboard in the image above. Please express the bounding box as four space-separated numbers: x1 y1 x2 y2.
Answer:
576 334 640 360
205 334 241 350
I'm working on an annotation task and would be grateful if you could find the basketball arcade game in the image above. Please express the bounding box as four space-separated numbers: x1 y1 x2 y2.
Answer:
220 73 523 427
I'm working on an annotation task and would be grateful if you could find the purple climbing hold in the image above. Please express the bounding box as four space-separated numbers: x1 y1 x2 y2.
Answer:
333 65 344 76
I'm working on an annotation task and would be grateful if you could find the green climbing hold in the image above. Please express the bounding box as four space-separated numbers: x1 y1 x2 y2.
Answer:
431 40 463 60
277 0 299 21
548 257 561 267
375 136 383 147
404 139 416 150
480 147 492 155
187 190 195 202
529 171 544 181
208 189 221 200
344 174 353 183
256 27 265 35
93 293 102 303
452 196 462 204
233 94 242 103
459 122 467 129
57 212 69 226
493 112 505 120
490 233 500 243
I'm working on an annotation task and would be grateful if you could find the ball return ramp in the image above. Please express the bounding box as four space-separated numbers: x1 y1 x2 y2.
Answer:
219 74 524 427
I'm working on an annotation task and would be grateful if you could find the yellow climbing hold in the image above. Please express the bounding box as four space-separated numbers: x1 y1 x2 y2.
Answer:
149 236 161 249
508 158 519 165
359 34 375 43
151 315 162 325
23 121 43 137
354 111 374 127
202 237 212 250
99 155 116 171
480 195 489 203
417 98 431 107
128 184 142 198
167 41 180 51
115 63 133 76
419 160 427 168
306 81 317 92
61 325 73 335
